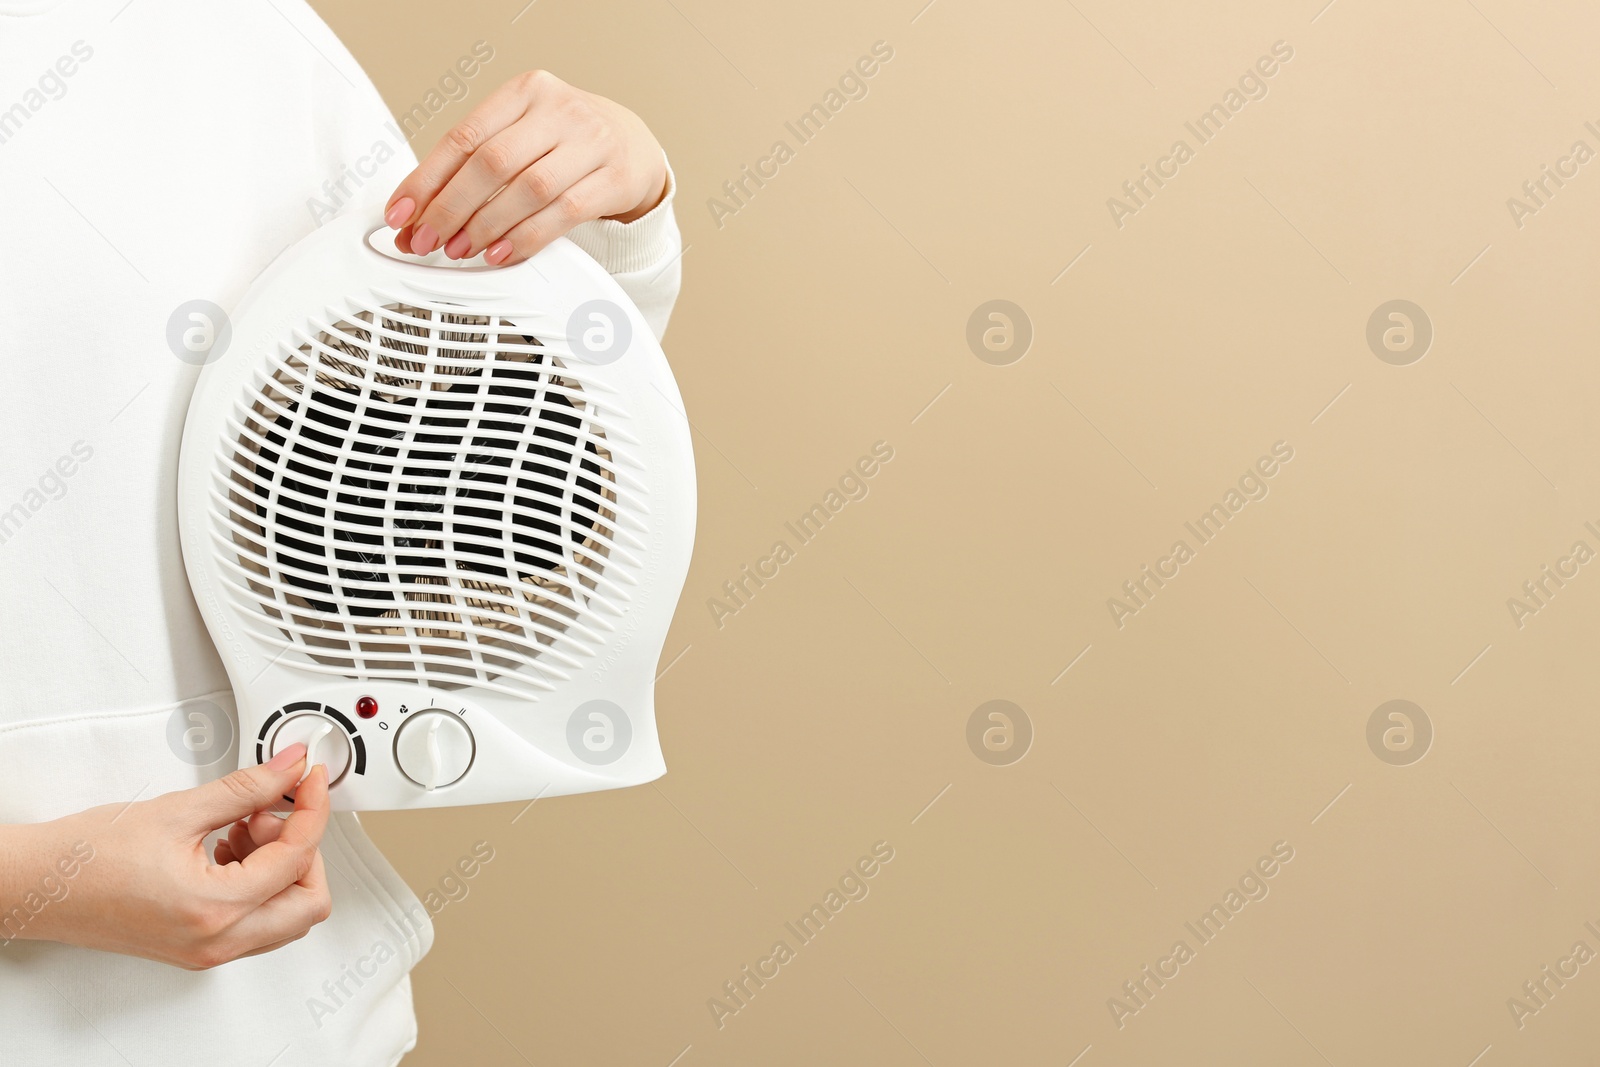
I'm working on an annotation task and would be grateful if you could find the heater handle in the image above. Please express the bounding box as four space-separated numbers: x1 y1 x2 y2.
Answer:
360 221 515 275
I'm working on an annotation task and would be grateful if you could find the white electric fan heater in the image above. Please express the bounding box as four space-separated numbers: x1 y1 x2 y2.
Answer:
177 213 696 810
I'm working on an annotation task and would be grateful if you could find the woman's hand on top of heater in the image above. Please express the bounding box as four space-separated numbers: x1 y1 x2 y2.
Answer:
383 69 669 266
0 744 333 970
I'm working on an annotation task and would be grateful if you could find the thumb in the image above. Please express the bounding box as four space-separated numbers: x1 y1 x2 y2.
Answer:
183 743 308 834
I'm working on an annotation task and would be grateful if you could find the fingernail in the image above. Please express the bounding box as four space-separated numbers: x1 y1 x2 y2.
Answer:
411 222 440 255
485 239 513 265
266 742 306 771
444 231 472 260
384 197 415 229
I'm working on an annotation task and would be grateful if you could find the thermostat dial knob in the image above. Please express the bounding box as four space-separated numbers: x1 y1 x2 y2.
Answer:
268 713 352 786
394 710 475 790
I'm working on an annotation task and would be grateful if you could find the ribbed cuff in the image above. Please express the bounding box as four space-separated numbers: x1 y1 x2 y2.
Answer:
565 154 679 275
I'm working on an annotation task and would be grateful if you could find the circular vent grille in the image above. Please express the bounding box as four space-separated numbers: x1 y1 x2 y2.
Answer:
212 301 634 700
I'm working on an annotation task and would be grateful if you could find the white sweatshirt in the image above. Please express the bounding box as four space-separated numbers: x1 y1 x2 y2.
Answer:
0 3 682 1064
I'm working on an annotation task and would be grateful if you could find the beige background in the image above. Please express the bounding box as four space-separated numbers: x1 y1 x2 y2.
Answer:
318 0 1600 1063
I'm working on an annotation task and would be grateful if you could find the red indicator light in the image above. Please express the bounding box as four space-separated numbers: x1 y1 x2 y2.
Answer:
356 696 379 719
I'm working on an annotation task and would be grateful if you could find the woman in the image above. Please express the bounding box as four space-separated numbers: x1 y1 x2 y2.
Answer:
0 1 682 1063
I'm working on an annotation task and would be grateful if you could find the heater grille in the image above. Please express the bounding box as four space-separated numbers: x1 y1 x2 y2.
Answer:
211 300 635 700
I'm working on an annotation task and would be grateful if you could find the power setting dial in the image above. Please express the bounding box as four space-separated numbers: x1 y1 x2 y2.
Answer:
268 713 352 786
394 710 474 790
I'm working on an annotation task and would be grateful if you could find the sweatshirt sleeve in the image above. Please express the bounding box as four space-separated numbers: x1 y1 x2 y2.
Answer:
563 154 683 341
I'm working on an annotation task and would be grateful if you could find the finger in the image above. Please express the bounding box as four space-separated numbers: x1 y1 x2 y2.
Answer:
181 743 307 835
392 222 416 255
428 122 567 259
384 72 553 237
222 851 331 955
215 764 331 904
227 819 256 863
234 930 310 960
448 146 605 261
224 812 283 863
247 811 286 850
214 839 238 866
484 168 614 267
